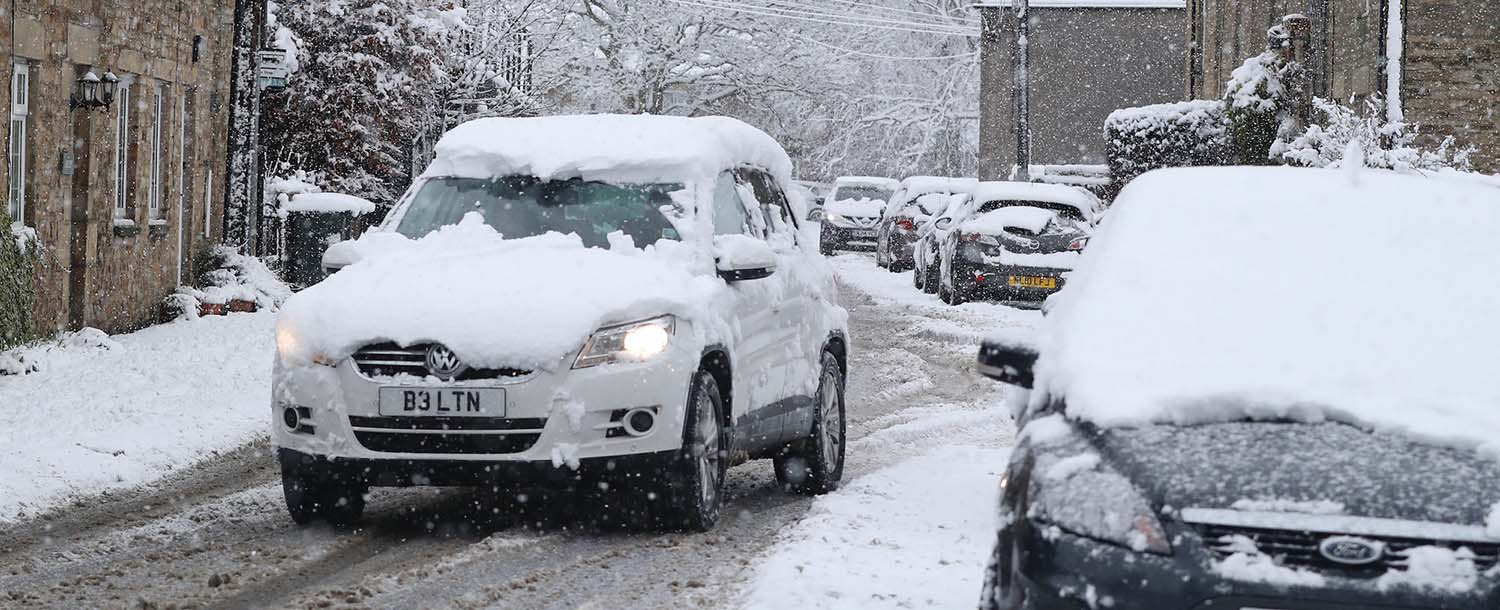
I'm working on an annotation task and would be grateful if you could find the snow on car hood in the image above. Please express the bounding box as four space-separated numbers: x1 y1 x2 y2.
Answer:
825 199 885 218
1038 167 1500 456
961 207 1055 235
278 215 726 371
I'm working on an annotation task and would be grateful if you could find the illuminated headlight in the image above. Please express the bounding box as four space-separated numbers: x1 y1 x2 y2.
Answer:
275 322 335 367
574 315 676 369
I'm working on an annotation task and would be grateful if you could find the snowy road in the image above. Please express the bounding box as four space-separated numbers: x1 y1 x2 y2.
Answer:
0 255 1031 610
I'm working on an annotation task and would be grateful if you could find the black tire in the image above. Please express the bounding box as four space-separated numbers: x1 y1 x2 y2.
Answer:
778 352 845 495
945 262 968 305
282 471 366 526
912 262 925 290
979 525 1024 610
661 371 726 531
923 263 940 295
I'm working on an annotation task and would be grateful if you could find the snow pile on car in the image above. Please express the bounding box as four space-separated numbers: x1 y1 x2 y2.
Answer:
899 176 976 198
280 192 376 216
421 114 793 186
1038 166 1500 455
970 181 1098 222
277 214 728 371
962 206 1057 235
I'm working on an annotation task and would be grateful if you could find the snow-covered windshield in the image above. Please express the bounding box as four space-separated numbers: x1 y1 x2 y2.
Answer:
395 177 683 248
977 200 1087 223
831 186 892 202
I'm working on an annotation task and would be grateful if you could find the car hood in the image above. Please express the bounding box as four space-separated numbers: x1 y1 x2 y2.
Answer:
1092 421 1500 527
278 219 726 371
825 199 886 218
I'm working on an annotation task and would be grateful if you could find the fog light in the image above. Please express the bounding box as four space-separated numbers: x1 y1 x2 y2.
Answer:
623 408 656 437
282 406 300 430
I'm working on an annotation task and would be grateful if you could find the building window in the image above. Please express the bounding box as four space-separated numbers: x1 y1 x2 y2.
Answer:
148 85 165 221
114 82 132 220
7 61 28 225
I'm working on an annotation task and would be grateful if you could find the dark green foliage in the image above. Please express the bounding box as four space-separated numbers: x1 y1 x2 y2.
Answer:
0 211 40 351
1104 100 1231 188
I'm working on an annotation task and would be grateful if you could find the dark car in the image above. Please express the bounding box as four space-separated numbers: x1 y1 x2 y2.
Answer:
933 182 1097 305
874 176 975 271
817 176 897 255
975 166 1500 609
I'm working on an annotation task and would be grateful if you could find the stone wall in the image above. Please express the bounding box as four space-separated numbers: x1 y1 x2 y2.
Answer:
1403 0 1500 173
0 0 236 335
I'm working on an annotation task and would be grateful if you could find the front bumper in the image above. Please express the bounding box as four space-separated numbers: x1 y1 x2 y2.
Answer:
1011 523 1498 610
271 334 698 474
821 223 880 249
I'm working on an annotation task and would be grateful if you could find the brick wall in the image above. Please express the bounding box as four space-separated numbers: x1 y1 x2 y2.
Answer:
1 1 236 335
1402 0 1500 173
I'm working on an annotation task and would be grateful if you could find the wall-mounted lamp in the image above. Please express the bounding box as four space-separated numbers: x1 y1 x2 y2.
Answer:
69 71 119 111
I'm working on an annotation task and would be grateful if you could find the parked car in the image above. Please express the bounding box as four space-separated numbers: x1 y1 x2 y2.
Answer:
794 180 832 208
817 176 898 255
874 176 977 271
933 182 1097 305
910 192 970 295
274 115 850 532
977 166 1500 609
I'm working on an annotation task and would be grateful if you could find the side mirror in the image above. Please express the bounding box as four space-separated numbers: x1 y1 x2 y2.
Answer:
934 217 954 231
807 207 826 222
714 234 778 282
977 335 1037 388
320 240 361 275
814 196 826 207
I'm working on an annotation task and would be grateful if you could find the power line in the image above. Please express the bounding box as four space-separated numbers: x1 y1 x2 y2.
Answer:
789 31 978 60
714 0 977 33
661 0 979 36
766 0 978 27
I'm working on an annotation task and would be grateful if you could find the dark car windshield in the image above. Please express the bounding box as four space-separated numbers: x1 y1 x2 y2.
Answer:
832 186 893 202
977 199 1086 222
395 177 683 247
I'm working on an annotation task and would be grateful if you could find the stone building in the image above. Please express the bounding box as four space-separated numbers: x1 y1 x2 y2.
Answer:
976 0 1186 179
1185 0 1499 172
2 1 238 334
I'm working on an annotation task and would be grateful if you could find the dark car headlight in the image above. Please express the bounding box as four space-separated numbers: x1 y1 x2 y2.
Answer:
1028 451 1173 555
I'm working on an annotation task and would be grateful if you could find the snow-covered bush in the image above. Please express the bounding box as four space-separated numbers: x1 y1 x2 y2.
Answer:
166 246 292 320
1105 100 1230 187
1280 96 1474 173
1 213 41 351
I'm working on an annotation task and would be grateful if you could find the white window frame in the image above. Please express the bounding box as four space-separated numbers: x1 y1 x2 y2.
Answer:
7 61 29 225
114 82 132 220
148 85 164 221
204 169 213 238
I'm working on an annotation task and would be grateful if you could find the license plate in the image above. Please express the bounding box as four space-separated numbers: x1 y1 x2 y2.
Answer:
1007 275 1057 289
849 229 876 238
377 387 505 416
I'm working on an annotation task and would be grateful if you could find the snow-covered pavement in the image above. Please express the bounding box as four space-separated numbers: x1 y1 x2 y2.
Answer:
0 312 275 523
0 253 1034 610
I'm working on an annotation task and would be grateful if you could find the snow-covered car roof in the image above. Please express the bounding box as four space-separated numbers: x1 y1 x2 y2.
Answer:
971 181 1098 221
898 176 977 196
832 176 899 190
421 114 793 185
1037 166 1500 455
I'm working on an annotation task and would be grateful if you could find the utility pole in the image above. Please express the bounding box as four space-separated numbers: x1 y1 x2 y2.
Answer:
1012 0 1031 182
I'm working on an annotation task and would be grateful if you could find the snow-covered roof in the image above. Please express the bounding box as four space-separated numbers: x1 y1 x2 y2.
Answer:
1038 166 1500 455
971 181 1098 220
899 176 978 196
282 192 377 216
421 114 793 185
833 176 899 190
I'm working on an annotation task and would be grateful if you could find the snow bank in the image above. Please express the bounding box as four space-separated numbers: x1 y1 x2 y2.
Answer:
970 181 1097 221
421 114 793 186
741 446 1009 610
1038 166 1500 455
277 215 726 370
0 312 274 522
282 192 377 216
962 207 1057 235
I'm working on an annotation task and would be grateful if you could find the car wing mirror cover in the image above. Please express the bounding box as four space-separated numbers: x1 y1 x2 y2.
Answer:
934 217 954 231
713 234 779 282
320 239 361 273
977 332 1038 389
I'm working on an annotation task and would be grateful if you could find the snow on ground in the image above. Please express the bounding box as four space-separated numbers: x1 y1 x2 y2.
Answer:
742 253 1030 610
0 312 274 523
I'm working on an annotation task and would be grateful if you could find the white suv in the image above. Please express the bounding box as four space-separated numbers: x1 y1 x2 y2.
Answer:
271 115 849 531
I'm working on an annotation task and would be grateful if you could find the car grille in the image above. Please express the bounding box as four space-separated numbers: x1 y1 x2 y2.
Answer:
351 342 531 381
1193 522 1500 574
349 416 547 455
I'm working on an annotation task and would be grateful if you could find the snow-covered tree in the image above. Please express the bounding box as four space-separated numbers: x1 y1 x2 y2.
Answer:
1280 96 1473 173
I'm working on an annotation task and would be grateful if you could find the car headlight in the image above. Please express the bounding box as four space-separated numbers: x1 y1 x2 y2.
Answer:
1028 450 1172 555
574 315 675 369
275 322 335 367
825 213 844 223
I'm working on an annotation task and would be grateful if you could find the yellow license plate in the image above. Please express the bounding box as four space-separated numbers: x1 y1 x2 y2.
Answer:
1007 275 1057 289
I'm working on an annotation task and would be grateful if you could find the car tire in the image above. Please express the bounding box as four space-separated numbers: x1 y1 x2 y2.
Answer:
778 352 845 495
912 263 925 291
923 264 940 295
946 264 968 305
979 525 1024 610
282 472 366 526
661 371 726 531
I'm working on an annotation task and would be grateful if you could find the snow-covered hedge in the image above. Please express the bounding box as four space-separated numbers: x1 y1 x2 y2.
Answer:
1105 100 1230 186
166 246 292 320
1280 96 1474 173
1 215 41 351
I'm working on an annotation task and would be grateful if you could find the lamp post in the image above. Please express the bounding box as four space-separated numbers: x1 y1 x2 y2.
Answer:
1012 0 1031 182
69 70 118 111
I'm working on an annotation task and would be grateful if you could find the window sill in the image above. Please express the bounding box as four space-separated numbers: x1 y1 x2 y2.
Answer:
148 221 169 238
112 219 140 238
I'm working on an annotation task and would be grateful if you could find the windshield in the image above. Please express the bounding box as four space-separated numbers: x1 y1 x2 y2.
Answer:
978 199 1086 222
831 186 892 202
395 177 683 248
